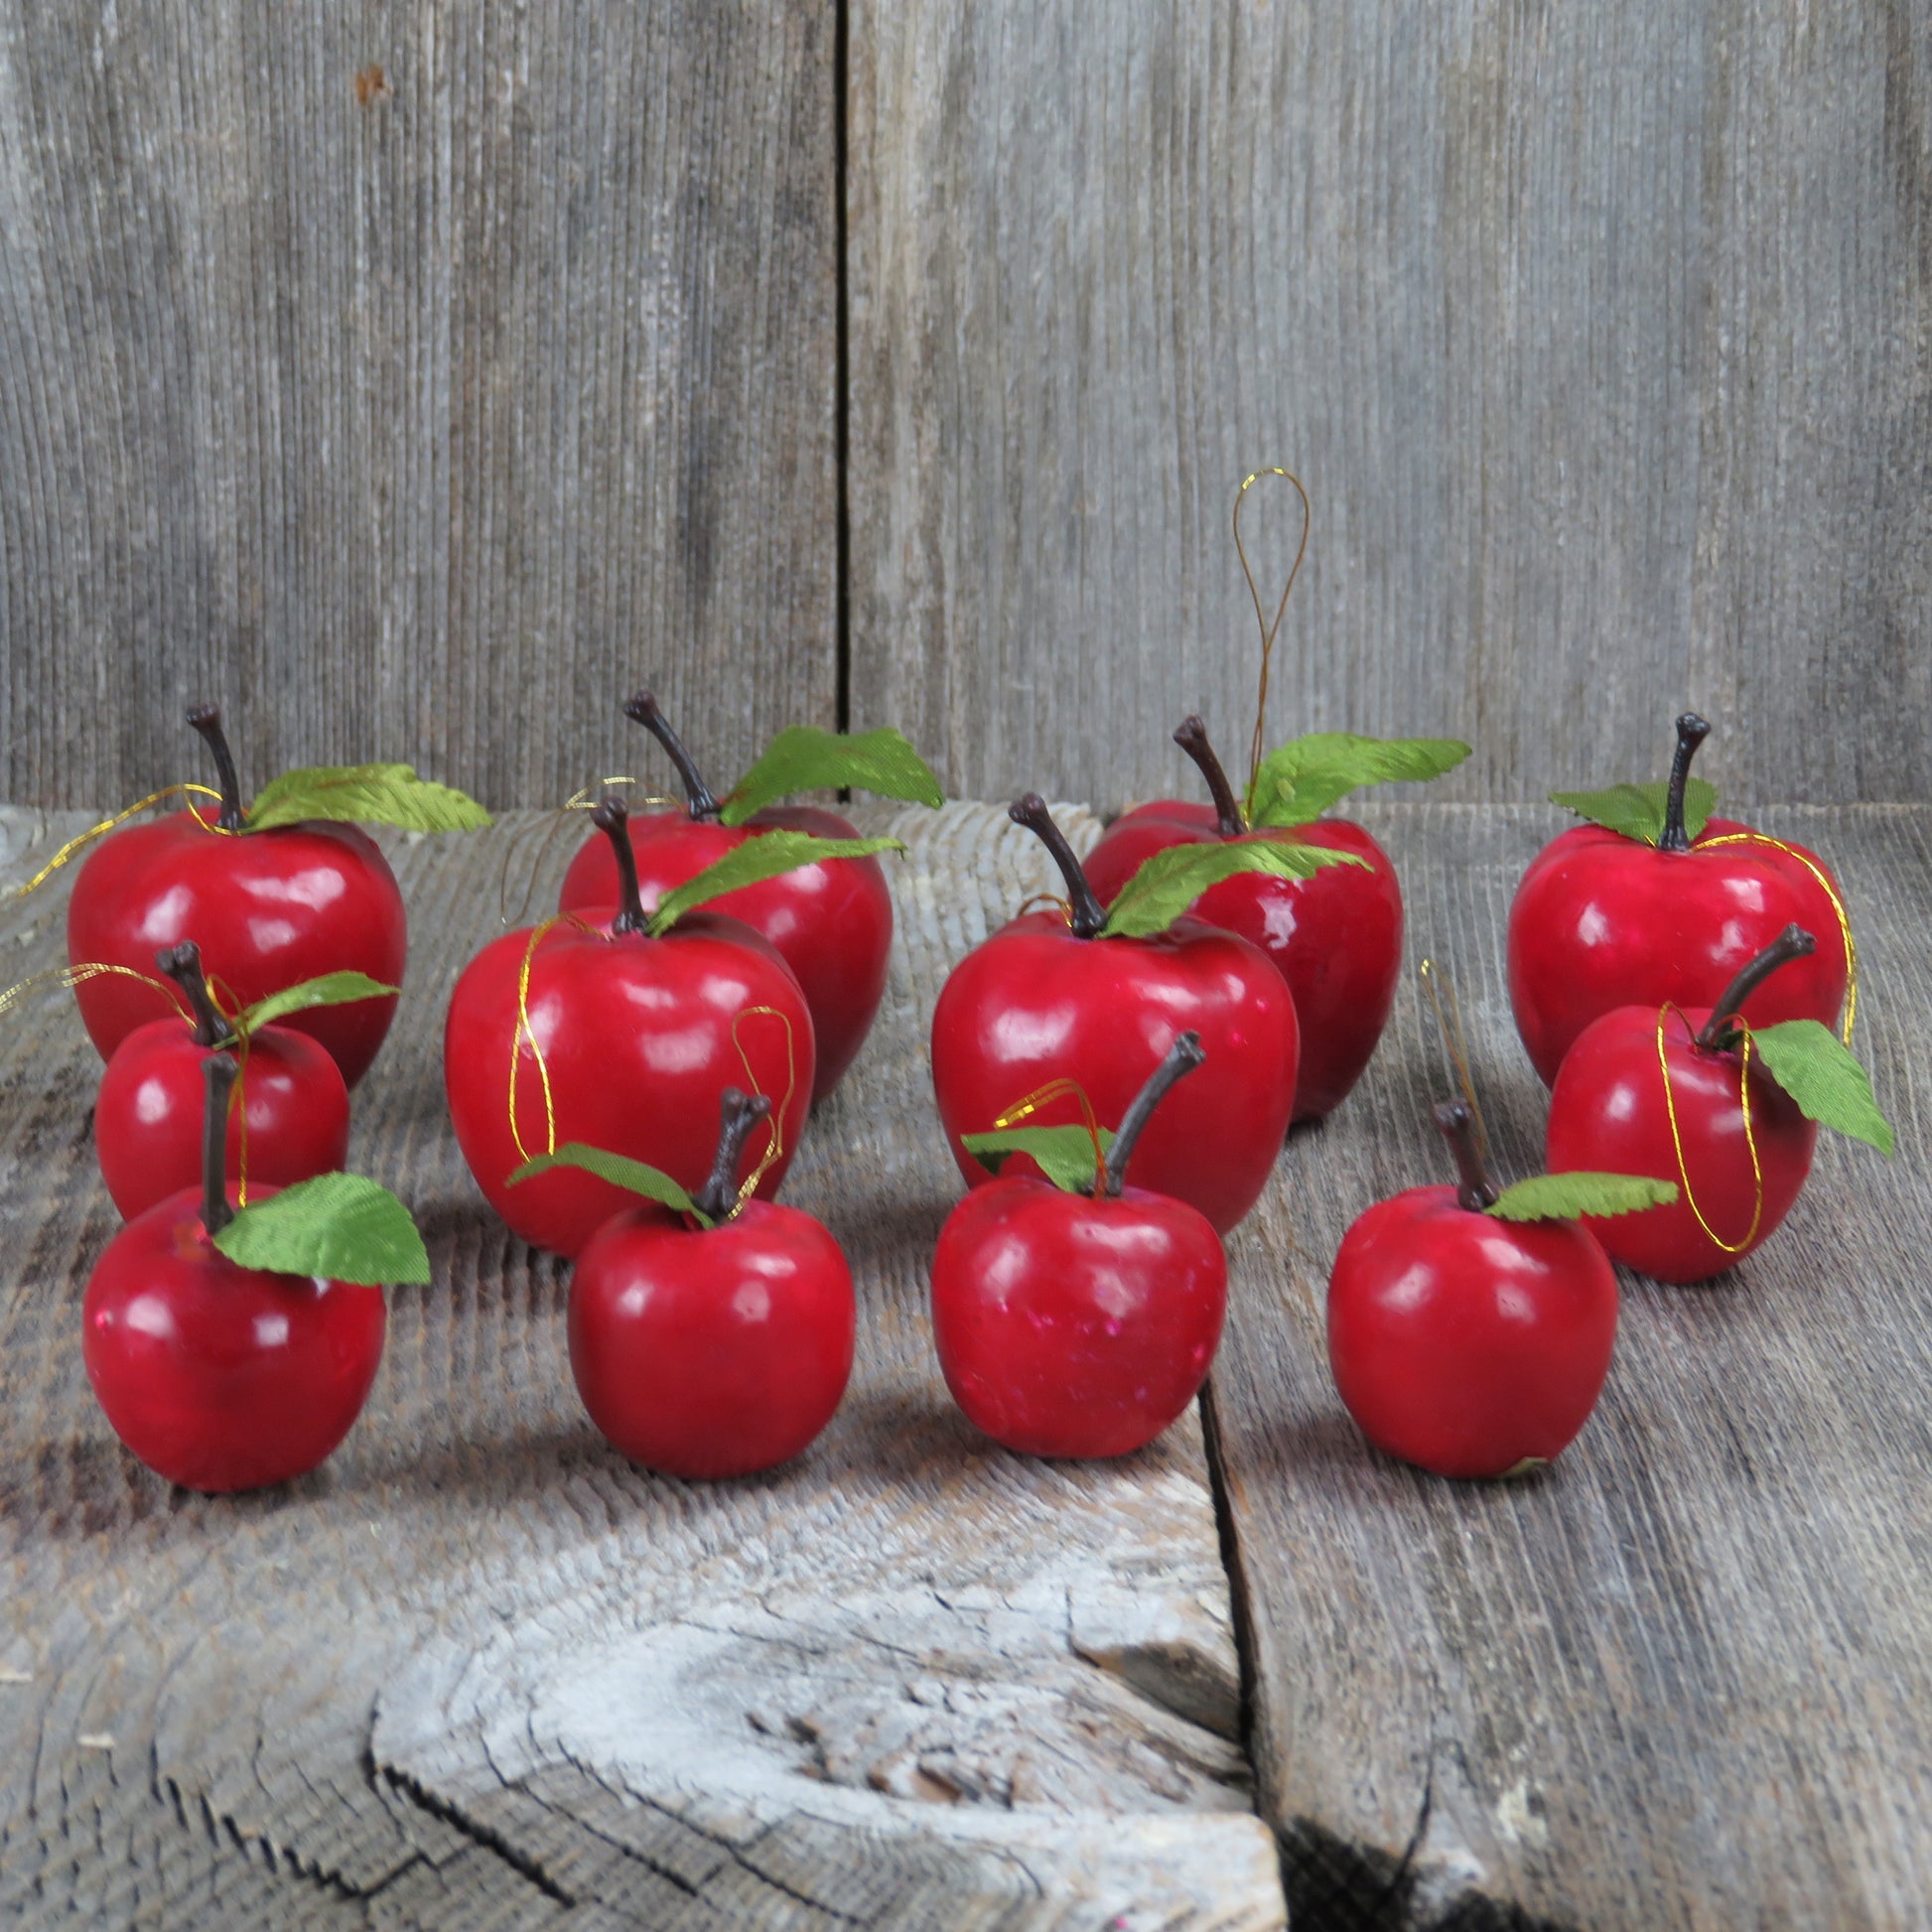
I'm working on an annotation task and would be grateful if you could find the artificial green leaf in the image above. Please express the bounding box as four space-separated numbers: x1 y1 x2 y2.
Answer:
234 971 399 1036
721 726 944 826
961 1124 1116 1193
1250 733 1471 827
1098 836 1365 939
212 1173 431 1285
1749 1021 1894 1155
509 1142 709 1220
247 763 493 834
1547 777 1716 847
1485 1173 1680 1223
647 832 904 935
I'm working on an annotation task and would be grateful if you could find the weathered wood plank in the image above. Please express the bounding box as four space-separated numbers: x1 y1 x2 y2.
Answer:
1211 801 1932 1928
848 2 1932 811
0 3 837 811
0 803 1285 1929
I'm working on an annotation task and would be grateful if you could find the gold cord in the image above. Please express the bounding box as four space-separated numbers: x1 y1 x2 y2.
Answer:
1233 469 1311 814
992 1076 1107 1192
729 1005 798 1210
10 784 226 899
1656 1004 1763 1254
1697 832 1859 1044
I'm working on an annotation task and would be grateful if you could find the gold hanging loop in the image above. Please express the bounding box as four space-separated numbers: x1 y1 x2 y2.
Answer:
1233 468 1312 813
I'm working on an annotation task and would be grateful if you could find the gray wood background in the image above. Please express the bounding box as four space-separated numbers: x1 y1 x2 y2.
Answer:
0 2 1925 812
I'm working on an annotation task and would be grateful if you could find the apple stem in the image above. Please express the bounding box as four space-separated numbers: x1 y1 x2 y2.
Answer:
1008 793 1107 938
1103 1032 1206 1196
1173 716 1247 837
202 1052 239 1235
1434 1100 1499 1211
692 1087 774 1221
1696 923 1816 1051
591 797 649 935
156 942 234 1048
1657 712 1712 853
624 690 722 821
186 704 247 831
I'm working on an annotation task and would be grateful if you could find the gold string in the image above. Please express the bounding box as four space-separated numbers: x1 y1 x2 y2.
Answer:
495 780 683 928
0 959 179 1020
1013 893 1075 925
1233 468 1311 815
507 919 566 1164
991 1076 1107 1192
1417 958 1491 1174
1698 832 1859 1044
9 784 227 899
1656 1003 1763 1254
728 1006 798 1210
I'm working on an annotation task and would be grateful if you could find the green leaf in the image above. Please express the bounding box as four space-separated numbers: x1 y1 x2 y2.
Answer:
508 1142 710 1221
1250 733 1471 827
721 726 944 826
212 1173 431 1285
1749 1021 1894 1155
961 1124 1116 1193
647 832 904 935
233 970 399 1036
1547 778 1716 847
1486 1173 1680 1222
247 763 493 834
1098 836 1366 939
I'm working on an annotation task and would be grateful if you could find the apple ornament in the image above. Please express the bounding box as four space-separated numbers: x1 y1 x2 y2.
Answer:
1326 1101 1674 1479
1508 713 1852 1086
1083 715 1469 1122
449 796 899 1258
66 703 490 1086
1545 924 1892 1284
558 691 943 1102
931 1032 1226 1459
83 1051 427 1492
930 794 1340 1235
94 941 386 1219
511 1088 856 1479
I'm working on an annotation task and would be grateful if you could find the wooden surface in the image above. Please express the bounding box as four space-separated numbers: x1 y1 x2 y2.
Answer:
847 1 1932 811
0 803 1284 1931
0 3 837 811
1210 801 1932 1929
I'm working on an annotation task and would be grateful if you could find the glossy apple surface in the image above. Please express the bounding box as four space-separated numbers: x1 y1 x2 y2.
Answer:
68 811 406 1086
931 1175 1227 1458
1327 1184 1619 1478
82 1183 386 1492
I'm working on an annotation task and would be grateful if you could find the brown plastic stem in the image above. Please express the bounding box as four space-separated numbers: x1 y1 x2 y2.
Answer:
1657 712 1712 853
1008 793 1107 938
623 690 722 821
1696 924 1816 1051
691 1088 773 1221
1173 716 1246 837
156 942 233 1047
591 798 649 935
1434 1100 1499 1211
1103 1033 1206 1196
186 704 246 831
202 1052 239 1235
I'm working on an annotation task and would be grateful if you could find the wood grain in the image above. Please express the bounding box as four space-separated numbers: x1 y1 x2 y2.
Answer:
1210 800 1932 1928
0 803 1285 1929
0 3 837 812
847 1 1932 812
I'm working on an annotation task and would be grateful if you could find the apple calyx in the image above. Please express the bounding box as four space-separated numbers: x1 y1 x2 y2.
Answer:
157 942 236 1049
591 797 652 935
187 705 248 832
1695 923 1815 1052
1102 1033 1206 1196
1009 794 1107 937
624 690 723 822
1658 712 1713 853
1434 1100 1500 1212
1173 718 1246 838
690 1088 775 1223
201 1051 241 1235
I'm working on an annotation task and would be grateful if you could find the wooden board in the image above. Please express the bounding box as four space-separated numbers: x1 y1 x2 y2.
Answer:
0 3 837 811
1211 800 1932 1928
847 1 1932 812
0 803 1285 1930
